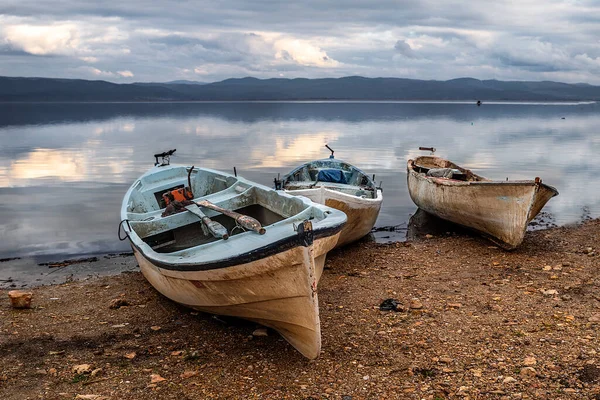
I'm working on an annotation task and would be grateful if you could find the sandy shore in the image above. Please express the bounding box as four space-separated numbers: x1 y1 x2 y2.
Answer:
1 219 599 399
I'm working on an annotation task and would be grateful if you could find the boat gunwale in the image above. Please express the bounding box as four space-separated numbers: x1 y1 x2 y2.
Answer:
121 164 347 272
128 223 343 272
282 158 379 194
407 157 558 196
285 185 383 204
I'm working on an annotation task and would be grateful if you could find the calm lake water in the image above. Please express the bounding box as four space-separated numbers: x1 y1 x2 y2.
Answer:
1 101 599 261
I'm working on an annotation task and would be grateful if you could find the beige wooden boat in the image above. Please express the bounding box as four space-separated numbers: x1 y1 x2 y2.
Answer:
120 157 346 359
407 155 558 249
278 153 382 248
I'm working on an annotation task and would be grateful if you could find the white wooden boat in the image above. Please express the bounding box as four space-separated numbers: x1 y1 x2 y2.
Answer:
278 151 382 248
407 155 558 249
120 154 346 359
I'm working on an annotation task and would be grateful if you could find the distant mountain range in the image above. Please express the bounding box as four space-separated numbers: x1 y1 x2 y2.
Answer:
1 75 599 102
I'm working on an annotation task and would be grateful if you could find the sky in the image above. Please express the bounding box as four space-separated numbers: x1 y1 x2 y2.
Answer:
1 0 599 84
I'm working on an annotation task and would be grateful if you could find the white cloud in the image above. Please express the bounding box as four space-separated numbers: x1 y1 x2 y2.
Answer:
0 1 599 83
2 22 81 55
273 37 339 67
117 70 134 77
79 56 98 63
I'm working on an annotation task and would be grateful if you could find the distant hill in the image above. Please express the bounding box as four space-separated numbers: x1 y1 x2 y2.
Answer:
1 75 599 102
133 79 208 86
165 80 208 85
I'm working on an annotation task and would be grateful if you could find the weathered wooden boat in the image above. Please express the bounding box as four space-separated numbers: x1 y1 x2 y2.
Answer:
277 147 382 248
120 151 346 359
407 155 558 250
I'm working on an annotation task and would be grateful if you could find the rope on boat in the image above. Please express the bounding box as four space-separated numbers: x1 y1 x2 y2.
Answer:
118 219 131 241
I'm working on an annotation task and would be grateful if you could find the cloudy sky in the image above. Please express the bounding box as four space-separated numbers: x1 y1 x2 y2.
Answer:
1 0 599 84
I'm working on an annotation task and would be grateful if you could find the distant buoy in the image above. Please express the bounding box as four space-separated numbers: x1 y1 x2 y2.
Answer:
476 100 482 106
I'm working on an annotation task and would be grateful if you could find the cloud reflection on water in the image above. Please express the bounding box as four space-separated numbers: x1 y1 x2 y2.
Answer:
0 101 598 258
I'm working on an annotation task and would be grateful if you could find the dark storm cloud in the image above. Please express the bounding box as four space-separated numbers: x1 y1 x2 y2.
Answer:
0 0 599 83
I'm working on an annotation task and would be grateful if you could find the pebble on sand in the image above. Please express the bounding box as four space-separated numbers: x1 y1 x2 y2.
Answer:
8 290 33 309
252 328 268 337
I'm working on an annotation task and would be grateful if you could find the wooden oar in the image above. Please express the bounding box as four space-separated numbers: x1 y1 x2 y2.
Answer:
197 200 266 235
184 204 229 240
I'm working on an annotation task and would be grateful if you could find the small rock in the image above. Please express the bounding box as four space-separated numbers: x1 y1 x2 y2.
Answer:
109 298 130 309
252 328 268 337
503 376 517 383
150 374 166 384
541 289 558 296
523 357 537 366
124 352 136 360
588 314 600 323
583 247 593 254
8 290 33 309
410 299 423 309
180 370 198 379
425 234 433 239
73 364 93 374
90 368 102 377
542 265 552 271
75 396 108 400
150 326 161 331
472 369 482 377
520 367 536 378
439 357 453 364
447 303 462 309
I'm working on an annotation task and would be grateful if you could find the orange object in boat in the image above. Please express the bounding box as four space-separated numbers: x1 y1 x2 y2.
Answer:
162 187 193 205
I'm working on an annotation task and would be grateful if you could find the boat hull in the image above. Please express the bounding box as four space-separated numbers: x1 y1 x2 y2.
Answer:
407 158 558 249
285 187 382 247
131 233 340 359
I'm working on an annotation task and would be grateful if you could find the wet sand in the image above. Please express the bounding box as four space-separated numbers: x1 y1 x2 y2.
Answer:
1 219 599 399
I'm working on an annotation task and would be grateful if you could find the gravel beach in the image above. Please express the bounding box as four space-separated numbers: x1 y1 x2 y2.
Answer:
1 219 599 399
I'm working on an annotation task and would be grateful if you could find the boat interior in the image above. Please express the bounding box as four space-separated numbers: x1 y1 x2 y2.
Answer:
124 166 321 253
282 159 378 198
410 156 486 182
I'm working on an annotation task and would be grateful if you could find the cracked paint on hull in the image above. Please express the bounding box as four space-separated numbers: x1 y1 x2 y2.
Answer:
407 156 558 250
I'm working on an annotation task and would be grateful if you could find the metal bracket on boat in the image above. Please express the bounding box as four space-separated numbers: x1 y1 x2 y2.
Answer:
297 220 314 247
325 144 335 159
273 173 282 190
154 149 176 166
419 146 436 155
